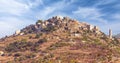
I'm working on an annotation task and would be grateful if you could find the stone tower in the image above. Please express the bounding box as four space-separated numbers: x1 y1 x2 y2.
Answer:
109 29 112 39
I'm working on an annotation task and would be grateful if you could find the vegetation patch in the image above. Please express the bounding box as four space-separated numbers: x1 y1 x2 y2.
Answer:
5 41 39 52
47 42 70 50
43 26 58 32
35 33 43 38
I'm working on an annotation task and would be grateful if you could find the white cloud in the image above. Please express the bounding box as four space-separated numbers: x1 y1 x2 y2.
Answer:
72 7 108 24
0 0 29 16
0 0 39 38
94 0 118 6
36 7 56 19
0 17 34 38
0 0 43 16
17 0 43 9
113 14 120 20
36 0 74 19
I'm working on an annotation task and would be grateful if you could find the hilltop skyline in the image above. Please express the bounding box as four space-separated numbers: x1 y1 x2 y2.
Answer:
0 0 120 38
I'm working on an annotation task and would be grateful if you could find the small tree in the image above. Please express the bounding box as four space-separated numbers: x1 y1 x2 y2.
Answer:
36 20 43 24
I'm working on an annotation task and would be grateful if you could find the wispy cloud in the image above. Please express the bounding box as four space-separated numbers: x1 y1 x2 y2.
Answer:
94 0 118 6
112 14 120 20
0 0 38 37
0 0 29 16
35 0 75 19
72 7 107 24
0 16 35 37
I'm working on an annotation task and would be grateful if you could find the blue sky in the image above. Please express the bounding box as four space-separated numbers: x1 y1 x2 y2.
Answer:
0 0 120 38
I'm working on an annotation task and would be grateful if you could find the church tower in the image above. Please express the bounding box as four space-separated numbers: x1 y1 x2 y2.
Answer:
109 29 112 39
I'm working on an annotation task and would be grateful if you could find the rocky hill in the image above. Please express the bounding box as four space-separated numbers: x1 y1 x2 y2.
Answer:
0 16 120 63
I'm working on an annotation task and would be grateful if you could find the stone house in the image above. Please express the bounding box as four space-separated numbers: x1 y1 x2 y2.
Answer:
93 26 100 34
15 30 21 35
44 21 49 26
87 25 94 30
81 26 88 30
109 29 112 39
94 26 99 31
63 17 70 22
19 32 24 35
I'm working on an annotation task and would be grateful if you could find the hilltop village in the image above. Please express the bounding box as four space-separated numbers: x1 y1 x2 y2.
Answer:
15 16 101 36
15 16 112 39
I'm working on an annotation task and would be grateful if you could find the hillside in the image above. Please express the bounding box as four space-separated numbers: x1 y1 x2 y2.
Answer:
0 16 120 63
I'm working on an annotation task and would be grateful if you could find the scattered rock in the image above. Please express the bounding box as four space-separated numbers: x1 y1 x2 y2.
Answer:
0 51 4 56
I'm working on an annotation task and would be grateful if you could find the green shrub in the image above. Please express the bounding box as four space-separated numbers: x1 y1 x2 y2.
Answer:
35 33 43 38
14 56 26 61
92 39 102 45
112 38 120 46
47 42 70 50
43 26 57 32
40 38 47 42
69 59 77 63
81 36 88 41
5 41 38 52
37 38 47 44
21 39 27 42
14 53 22 57
9 38 47 52
25 53 36 58
32 58 55 63
29 36 33 39
36 20 43 24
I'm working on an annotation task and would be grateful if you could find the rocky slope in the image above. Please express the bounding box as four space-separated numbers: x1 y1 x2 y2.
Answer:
0 16 120 63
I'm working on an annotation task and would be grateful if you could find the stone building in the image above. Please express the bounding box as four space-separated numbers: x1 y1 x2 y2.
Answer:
87 25 94 30
93 26 100 34
19 32 24 35
94 26 99 31
15 30 21 35
63 16 69 21
53 16 63 20
109 29 112 39
44 21 49 26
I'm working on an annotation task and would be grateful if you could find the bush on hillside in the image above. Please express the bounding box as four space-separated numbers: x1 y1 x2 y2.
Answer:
5 41 33 52
35 33 43 38
43 26 57 32
5 41 40 52
47 42 70 50
36 20 43 24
